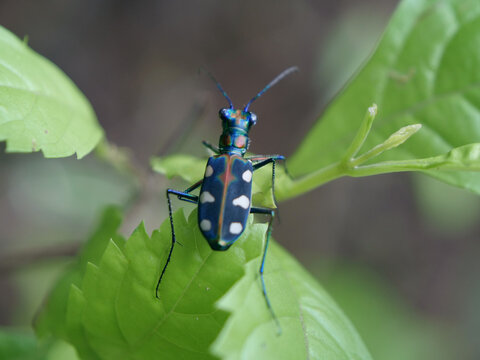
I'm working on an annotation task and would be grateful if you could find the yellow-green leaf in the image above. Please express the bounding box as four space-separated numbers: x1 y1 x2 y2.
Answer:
0 26 103 158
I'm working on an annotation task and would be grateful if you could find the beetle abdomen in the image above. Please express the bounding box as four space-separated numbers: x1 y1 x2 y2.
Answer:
198 154 253 250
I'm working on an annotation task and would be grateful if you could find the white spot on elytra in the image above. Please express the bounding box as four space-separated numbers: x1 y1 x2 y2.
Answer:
229 222 243 234
200 191 215 203
242 170 252 182
200 219 211 231
232 195 250 209
205 165 213 177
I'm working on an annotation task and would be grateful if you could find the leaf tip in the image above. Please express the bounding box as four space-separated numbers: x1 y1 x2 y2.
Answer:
409 123 422 132
384 123 422 150
150 156 166 175
368 104 378 117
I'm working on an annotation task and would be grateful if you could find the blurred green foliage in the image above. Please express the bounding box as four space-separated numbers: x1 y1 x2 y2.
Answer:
316 264 460 360
0 329 78 360
413 174 480 234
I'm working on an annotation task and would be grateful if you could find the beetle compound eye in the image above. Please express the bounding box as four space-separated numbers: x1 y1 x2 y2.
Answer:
219 108 229 119
249 112 257 126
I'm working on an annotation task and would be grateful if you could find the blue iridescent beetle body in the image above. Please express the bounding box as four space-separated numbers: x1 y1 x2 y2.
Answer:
156 67 298 332
198 153 253 250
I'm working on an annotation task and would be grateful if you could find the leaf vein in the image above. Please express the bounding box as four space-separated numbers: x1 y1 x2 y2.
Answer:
135 243 213 349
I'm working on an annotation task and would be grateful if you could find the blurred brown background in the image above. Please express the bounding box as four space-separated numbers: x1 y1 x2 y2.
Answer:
1 0 480 359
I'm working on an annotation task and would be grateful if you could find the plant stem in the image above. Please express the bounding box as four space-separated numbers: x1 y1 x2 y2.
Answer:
0 242 82 275
277 162 346 200
342 104 377 162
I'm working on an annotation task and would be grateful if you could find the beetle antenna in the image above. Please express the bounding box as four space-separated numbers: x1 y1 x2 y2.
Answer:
244 66 298 112
200 68 234 109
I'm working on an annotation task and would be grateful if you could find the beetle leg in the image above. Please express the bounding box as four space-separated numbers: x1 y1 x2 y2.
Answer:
251 156 282 209
156 189 198 299
183 179 203 198
249 206 281 334
202 140 220 154
247 154 284 162
248 154 293 179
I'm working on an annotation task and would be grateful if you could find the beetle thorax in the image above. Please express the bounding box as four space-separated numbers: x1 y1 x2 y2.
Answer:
219 128 249 154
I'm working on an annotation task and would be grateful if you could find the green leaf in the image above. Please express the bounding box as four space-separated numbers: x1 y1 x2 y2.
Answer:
151 154 206 184
212 244 372 359
0 26 103 158
45 340 80 360
289 0 480 194
37 207 370 359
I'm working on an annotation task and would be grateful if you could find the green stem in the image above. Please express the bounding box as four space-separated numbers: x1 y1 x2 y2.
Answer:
277 160 422 201
277 124 425 200
277 162 345 200
342 104 377 162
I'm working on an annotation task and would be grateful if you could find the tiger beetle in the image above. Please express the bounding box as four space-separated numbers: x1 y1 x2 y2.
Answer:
156 67 298 332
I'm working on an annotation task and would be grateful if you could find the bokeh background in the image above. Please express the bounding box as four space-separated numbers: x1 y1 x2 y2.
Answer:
1 0 479 359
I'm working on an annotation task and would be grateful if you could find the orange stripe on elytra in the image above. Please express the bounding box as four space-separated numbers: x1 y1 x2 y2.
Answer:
217 154 233 239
